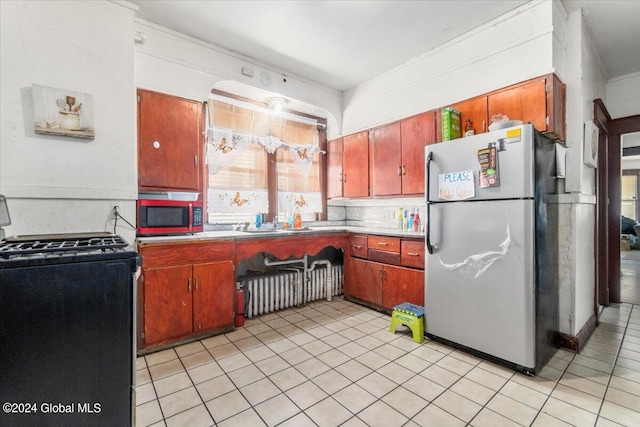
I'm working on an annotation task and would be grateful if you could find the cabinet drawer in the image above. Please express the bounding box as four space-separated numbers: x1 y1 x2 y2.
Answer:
401 240 425 269
368 236 400 252
369 249 401 265
349 235 368 259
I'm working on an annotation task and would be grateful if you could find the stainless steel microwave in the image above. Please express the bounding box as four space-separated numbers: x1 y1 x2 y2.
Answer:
137 199 203 236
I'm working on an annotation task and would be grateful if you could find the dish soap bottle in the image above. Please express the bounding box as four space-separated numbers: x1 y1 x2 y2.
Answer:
413 208 421 232
255 212 262 229
293 210 302 229
464 118 475 137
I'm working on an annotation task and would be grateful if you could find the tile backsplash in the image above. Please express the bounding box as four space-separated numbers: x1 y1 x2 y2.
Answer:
328 197 425 230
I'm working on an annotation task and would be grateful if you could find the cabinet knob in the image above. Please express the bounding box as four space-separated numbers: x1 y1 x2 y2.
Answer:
353 245 362 249
407 252 420 256
153 140 160 149
378 242 388 246
188 278 192 292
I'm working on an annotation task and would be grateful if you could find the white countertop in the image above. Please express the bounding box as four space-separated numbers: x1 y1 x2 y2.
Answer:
136 226 424 244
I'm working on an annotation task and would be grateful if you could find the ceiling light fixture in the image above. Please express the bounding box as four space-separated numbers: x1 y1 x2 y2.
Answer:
267 97 288 112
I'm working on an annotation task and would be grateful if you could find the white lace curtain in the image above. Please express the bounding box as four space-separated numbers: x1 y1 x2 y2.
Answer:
207 96 321 177
207 126 320 177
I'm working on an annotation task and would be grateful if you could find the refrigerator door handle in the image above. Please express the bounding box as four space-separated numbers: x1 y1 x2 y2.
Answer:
426 151 435 254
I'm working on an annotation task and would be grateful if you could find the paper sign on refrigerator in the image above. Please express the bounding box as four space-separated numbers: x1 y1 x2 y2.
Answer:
438 170 475 200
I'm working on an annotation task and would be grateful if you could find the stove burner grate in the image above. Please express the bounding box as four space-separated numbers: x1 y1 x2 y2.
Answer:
0 233 129 258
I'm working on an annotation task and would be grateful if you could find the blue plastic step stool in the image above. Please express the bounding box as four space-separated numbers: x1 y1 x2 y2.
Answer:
389 302 425 343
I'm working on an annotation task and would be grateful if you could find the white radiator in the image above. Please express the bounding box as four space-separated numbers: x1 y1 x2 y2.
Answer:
238 265 343 318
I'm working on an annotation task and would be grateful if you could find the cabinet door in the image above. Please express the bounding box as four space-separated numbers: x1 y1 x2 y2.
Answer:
138 89 202 192
193 261 235 332
143 264 193 345
343 131 370 198
327 137 343 199
382 265 424 310
488 79 547 133
344 257 383 306
451 96 489 137
400 111 436 194
371 122 402 196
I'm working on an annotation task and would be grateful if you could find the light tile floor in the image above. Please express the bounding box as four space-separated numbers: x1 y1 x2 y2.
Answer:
136 298 640 427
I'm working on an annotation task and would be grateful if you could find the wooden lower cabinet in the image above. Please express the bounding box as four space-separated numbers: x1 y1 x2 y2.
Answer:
345 257 383 307
137 240 236 352
144 264 193 345
193 261 235 332
382 264 423 310
345 251 424 311
143 260 234 347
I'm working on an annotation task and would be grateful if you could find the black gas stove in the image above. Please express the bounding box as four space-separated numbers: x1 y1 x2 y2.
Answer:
0 232 139 426
0 232 134 268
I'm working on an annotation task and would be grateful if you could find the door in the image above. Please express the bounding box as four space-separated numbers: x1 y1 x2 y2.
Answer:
451 96 489 136
138 89 202 192
401 111 437 194
327 137 343 198
193 261 235 332
621 174 638 219
345 257 383 306
382 265 423 309
425 199 536 368
488 79 547 133
426 124 535 202
343 131 369 197
144 264 193 345
371 122 402 196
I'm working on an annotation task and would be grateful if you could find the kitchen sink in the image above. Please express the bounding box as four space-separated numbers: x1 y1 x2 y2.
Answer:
241 227 312 234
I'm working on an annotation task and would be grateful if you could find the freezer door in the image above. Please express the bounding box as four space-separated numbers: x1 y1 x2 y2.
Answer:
426 124 535 201
425 199 535 369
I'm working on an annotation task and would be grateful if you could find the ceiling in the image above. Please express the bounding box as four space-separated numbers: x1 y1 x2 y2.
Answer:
131 0 640 93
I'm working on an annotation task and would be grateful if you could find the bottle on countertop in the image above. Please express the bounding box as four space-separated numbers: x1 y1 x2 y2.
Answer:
287 212 294 229
293 210 302 229
408 209 415 231
413 208 421 232
255 212 262 229
402 209 409 231
397 207 404 230
464 118 475 137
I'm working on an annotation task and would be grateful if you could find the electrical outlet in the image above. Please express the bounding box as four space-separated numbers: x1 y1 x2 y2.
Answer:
109 203 120 219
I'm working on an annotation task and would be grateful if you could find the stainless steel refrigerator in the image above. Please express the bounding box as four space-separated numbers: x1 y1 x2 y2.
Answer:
424 124 559 375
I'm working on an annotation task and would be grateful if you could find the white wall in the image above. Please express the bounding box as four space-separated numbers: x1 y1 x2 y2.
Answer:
607 72 640 118
0 1 138 244
134 20 343 138
342 0 555 134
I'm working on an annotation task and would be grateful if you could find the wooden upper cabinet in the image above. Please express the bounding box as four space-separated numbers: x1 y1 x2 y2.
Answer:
327 137 343 199
450 96 489 137
138 89 203 192
487 74 565 140
488 79 547 133
343 131 370 198
437 74 565 141
400 111 436 194
371 122 402 196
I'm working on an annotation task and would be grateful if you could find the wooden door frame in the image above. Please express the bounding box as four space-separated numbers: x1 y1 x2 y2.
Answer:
594 98 640 306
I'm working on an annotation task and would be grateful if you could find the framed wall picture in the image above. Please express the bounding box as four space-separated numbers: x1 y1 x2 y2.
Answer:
32 84 94 139
583 120 598 168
